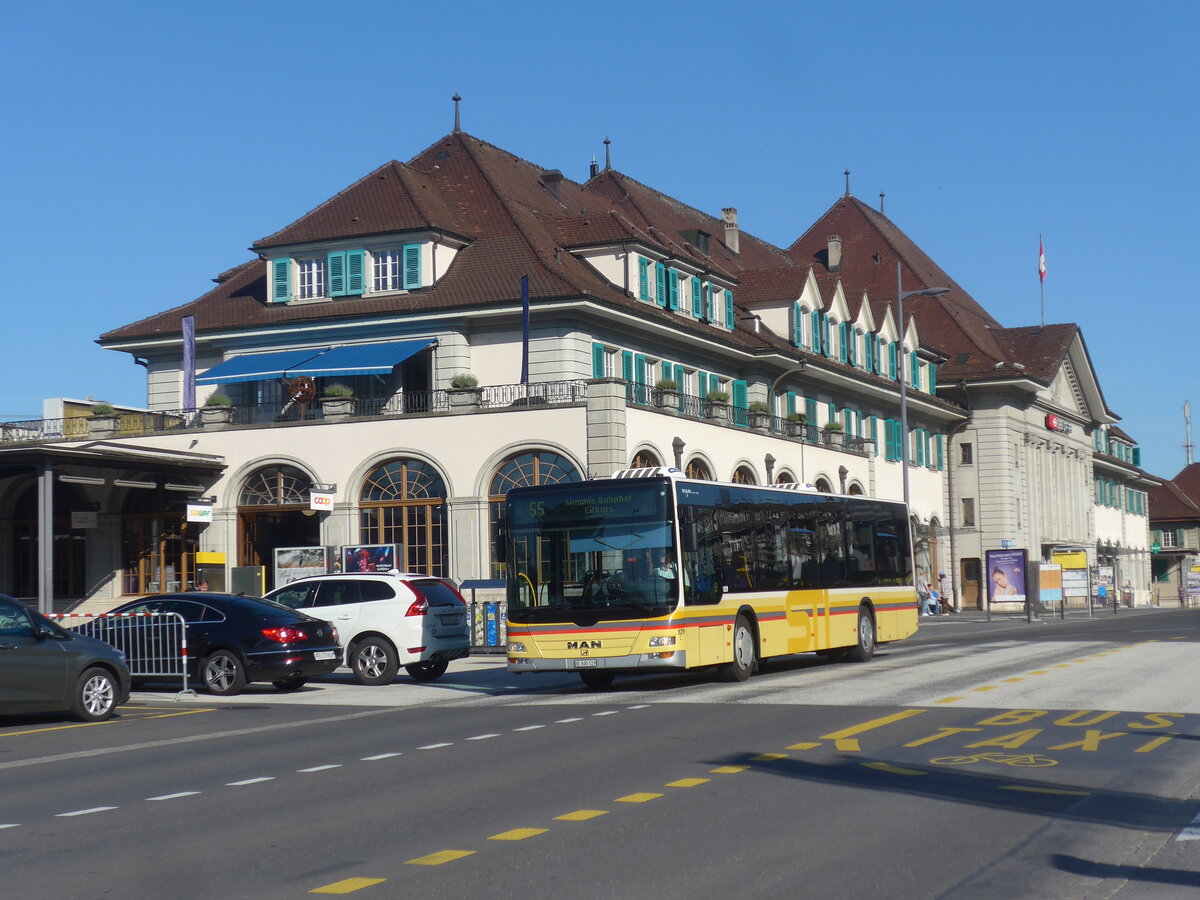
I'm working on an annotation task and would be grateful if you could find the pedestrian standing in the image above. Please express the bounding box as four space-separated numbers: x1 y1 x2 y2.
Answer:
938 571 953 614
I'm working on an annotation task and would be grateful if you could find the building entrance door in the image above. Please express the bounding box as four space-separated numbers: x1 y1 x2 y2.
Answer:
238 509 320 591
961 557 981 609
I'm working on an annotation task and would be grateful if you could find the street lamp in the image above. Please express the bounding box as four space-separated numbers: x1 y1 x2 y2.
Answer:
896 262 949 509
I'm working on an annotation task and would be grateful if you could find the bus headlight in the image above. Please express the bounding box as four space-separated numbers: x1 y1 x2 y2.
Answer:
647 636 676 648
507 641 527 653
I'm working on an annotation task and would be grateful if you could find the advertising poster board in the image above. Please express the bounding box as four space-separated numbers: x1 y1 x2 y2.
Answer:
1039 564 1063 608
340 544 398 573
985 548 1028 606
1052 550 1090 600
275 546 332 587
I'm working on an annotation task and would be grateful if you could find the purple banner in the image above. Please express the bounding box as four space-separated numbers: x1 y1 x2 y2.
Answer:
182 315 196 411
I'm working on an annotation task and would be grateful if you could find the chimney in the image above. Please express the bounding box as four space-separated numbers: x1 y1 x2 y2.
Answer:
827 234 842 273
541 169 564 203
588 155 599 179
722 207 740 254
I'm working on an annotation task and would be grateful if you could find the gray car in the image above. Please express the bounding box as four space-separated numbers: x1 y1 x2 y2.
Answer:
0 594 131 721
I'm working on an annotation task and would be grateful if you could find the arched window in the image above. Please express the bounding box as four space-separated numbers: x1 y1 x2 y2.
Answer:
489 451 581 577
239 466 312 506
848 483 864 495
631 449 661 469
237 465 318 574
813 477 833 493
732 466 756 485
685 459 712 480
775 470 796 484
360 459 448 576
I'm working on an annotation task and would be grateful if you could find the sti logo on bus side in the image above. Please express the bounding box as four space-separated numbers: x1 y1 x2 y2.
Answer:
567 641 602 649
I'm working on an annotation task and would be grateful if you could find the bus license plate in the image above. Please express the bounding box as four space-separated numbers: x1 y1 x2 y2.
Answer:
314 651 337 661
573 659 599 668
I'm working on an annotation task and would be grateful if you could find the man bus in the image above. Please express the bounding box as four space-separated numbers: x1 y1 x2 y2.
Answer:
502 468 918 688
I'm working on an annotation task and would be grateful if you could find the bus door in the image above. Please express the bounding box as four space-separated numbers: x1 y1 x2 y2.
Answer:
785 518 821 653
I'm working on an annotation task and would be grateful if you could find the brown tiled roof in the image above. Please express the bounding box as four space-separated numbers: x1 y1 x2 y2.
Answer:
1107 424 1135 443
1150 476 1200 521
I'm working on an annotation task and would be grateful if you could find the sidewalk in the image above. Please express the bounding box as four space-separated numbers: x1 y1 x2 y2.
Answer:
919 605 1177 625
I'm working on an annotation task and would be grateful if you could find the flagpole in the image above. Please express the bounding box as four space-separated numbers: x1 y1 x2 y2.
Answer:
1038 235 1046 327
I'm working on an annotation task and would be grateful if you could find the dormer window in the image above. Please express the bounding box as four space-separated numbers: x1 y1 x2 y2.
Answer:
297 257 326 299
372 245 422 292
269 243 424 304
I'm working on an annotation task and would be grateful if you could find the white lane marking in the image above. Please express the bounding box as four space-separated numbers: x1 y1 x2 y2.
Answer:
227 777 275 786
627 705 650 710
1176 810 1200 841
298 764 342 773
362 752 402 760
146 791 200 802
466 734 499 741
555 718 583 723
57 807 117 817
592 711 619 717
513 725 544 732
417 743 453 750
0 824 20 829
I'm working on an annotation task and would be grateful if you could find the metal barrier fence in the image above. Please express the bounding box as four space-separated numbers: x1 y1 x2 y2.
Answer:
466 600 508 652
49 612 194 699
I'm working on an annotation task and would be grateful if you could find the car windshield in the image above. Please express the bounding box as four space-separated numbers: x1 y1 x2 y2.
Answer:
505 480 677 623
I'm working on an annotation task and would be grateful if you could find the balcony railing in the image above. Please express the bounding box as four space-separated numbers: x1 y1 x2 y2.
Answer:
0 380 590 445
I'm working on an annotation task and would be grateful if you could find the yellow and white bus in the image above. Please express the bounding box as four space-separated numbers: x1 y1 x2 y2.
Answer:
503 468 918 688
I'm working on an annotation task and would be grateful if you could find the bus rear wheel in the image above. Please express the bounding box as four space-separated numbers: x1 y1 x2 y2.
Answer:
580 670 615 689
720 615 756 682
843 606 876 663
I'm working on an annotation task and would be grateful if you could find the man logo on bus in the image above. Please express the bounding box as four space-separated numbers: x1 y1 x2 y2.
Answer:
567 640 602 649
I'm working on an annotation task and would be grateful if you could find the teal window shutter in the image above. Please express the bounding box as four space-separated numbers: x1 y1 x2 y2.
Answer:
403 244 422 289
875 337 884 374
634 354 647 385
621 350 633 382
912 352 921 389
724 291 735 330
928 363 937 395
849 329 859 367
698 370 708 395
327 251 346 297
272 258 290 303
915 429 926 467
843 407 852 432
864 335 873 372
827 401 836 425
732 380 748 427
668 270 679 310
1133 447 1141 467
811 310 821 352
805 398 818 441
822 314 832 356
786 392 796 416
691 277 702 316
592 343 606 378
661 361 671 383
639 258 651 300
655 263 667 307
792 304 802 345
703 284 712 320
869 416 878 456
936 434 945 470
884 419 896 460
888 343 898 379
345 250 365 295
710 373 721 395
838 322 848 362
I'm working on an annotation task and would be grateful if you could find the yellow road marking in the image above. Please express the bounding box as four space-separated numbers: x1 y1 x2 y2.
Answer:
1000 785 1089 796
406 850 475 866
1170 636 1187 640
555 809 607 821
834 739 861 751
820 709 926 741
1072 659 1093 663
786 741 821 750
1001 678 1024 683
972 686 998 693
1052 664 1073 668
1027 670 1048 675
310 877 387 894
752 753 787 761
710 765 748 774
489 828 547 841
1135 735 1175 753
666 778 710 788
0 721 118 737
616 792 662 803
934 697 963 704
862 762 926 776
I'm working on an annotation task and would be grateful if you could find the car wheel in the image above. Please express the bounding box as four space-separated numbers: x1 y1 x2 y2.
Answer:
843 606 876 663
719 614 756 682
579 670 615 689
273 677 307 692
70 667 119 722
351 637 399 686
404 659 449 682
202 650 247 696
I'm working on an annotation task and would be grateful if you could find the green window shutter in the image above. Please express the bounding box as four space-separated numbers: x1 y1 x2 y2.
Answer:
639 258 651 300
634 354 647 384
936 434 945 470
698 370 708 395
691 277 702 316
621 350 633 382
912 353 921 390
864 335 873 372
272 258 290 303
673 364 686 410
668 270 679 310
710 373 721 395
822 314 832 356
888 343 897 379
786 392 796 416
849 330 858 367
655 263 667 307
869 416 878 456
884 419 896 460
345 250 365 295
1176 528 1184 546
827 401 836 425
792 304 802 345
914 429 924 467
703 284 712 320
875 337 884 374
805 398 818 441
838 322 848 362
403 243 422 289
1132 447 1141 467
592 343 606 378
811 310 821 352
327 251 346 297
928 362 937 395
660 361 671 383
732 380 748 427
842 407 852 432
724 291 735 330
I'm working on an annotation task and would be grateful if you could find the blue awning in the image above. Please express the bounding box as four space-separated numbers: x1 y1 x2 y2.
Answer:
195 348 327 386
283 340 435 379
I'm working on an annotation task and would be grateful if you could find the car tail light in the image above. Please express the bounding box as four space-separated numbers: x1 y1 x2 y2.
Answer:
261 626 309 643
405 597 429 617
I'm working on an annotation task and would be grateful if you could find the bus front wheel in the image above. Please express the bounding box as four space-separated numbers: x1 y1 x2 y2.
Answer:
843 607 876 663
720 615 756 682
580 670 615 690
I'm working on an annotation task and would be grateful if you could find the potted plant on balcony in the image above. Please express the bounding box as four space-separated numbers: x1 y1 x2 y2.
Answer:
747 401 772 433
320 382 357 420
653 378 680 411
87 402 119 436
785 412 808 439
705 389 730 422
447 373 482 412
200 393 234 427
822 420 845 448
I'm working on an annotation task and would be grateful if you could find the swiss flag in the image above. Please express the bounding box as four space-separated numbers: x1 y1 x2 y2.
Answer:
1039 238 1047 282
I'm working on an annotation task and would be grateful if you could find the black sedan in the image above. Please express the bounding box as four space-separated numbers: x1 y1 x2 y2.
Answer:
0 594 131 721
101 593 341 696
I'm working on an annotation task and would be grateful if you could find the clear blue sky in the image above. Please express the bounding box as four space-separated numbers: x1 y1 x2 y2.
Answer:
3 1 1196 476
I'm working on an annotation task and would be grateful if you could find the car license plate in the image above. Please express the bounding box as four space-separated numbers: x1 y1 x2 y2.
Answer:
314 651 337 661
573 659 599 668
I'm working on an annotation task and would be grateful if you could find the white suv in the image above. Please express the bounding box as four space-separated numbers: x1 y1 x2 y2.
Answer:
265 571 470 684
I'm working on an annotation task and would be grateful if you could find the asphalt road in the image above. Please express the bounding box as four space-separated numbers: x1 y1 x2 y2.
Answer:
3 609 1199 899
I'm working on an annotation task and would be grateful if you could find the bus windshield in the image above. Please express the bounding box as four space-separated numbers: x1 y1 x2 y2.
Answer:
505 480 677 623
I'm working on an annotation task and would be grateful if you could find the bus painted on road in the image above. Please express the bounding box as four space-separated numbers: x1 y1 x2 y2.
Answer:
503 468 918 688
